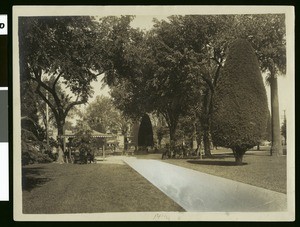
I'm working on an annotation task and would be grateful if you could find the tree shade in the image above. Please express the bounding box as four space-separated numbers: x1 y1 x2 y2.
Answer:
211 39 269 165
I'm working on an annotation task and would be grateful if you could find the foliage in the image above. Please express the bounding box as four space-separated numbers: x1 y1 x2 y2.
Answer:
96 15 137 86
156 126 166 147
84 95 130 135
22 144 53 166
19 14 287 161
108 27 157 119
18 16 102 151
21 80 46 141
138 114 154 147
235 14 286 76
211 39 269 165
21 82 55 165
173 14 286 156
236 14 286 155
182 15 237 156
21 127 53 165
108 16 205 148
175 114 197 147
70 122 98 164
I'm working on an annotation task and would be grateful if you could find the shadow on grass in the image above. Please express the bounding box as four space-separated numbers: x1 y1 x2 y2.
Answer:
187 160 248 166
245 152 270 156
22 167 52 192
207 154 234 159
186 154 234 160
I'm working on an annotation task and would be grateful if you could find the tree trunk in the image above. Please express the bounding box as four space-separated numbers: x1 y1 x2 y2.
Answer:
232 148 245 165
194 129 202 158
202 87 213 157
257 143 260 151
203 130 212 157
158 138 162 148
169 125 177 150
270 74 283 156
234 155 243 165
56 121 65 163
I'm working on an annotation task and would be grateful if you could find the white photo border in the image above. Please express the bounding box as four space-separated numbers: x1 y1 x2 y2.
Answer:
13 5 295 221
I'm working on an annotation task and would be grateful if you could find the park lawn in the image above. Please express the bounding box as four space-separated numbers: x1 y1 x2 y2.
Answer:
22 163 184 214
162 148 287 194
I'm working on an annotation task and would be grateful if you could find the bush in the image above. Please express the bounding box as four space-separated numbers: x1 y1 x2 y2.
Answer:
21 128 54 165
138 114 154 147
211 39 269 165
22 143 53 165
71 124 97 164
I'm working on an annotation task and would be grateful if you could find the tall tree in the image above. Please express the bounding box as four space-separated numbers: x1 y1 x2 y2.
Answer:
178 15 236 156
101 14 286 156
211 39 269 165
139 17 204 148
108 16 205 148
19 16 103 162
176 14 286 157
236 14 286 156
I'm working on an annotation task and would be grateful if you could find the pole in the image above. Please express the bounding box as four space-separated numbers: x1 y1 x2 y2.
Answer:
283 109 286 146
102 139 105 160
46 91 49 147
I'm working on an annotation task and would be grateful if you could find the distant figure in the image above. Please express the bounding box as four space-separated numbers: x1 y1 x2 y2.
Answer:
64 149 69 163
57 147 64 164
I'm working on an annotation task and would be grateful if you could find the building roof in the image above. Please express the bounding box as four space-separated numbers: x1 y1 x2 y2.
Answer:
61 129 114 138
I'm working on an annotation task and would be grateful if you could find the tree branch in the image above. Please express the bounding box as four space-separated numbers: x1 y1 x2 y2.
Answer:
65 99 86 118
35 84 59 121
210 57 222 66
52 72 63 90
160 110 171 129
200 72 214 92
213 62 223 87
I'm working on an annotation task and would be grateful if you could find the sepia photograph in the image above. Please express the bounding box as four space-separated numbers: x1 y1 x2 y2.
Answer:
13 6 295 221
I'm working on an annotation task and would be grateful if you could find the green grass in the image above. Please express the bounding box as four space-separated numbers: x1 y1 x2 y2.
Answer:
22 163 184 214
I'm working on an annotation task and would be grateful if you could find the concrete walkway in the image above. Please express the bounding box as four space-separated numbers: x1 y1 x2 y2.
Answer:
121 157 287 212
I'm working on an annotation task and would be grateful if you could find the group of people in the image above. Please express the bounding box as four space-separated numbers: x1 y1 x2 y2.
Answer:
64 147 95 164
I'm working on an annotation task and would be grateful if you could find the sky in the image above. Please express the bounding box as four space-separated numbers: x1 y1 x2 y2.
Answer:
86 15 291 124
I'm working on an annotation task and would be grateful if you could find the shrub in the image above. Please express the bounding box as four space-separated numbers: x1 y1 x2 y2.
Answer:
211 39 269 165
22 142 53 165
21 129 54 165
138 114 154 147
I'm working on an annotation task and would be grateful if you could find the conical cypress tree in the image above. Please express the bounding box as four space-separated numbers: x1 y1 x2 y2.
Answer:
211 39 269 165
138 114 154 147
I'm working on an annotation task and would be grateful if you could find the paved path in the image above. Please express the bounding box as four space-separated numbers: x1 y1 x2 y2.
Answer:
121 157 287 212
95 155 126 165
